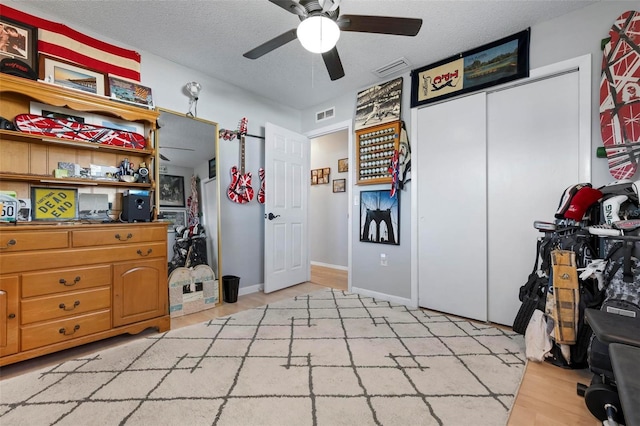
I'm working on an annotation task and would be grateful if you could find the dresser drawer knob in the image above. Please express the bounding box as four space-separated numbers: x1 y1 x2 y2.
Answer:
115 233 133 241
8 313 15 319
59 324 80 336
59 301 80 311
59 276 81 286
137 248 153 257
0 239 16 249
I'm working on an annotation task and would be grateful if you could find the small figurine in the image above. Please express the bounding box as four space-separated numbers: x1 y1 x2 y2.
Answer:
137 162 150 183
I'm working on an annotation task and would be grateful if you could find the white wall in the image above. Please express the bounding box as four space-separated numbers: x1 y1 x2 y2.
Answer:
300 1 637 303
310 130 349 268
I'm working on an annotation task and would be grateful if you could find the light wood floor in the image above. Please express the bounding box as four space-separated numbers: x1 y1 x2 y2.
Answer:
0 265 598 425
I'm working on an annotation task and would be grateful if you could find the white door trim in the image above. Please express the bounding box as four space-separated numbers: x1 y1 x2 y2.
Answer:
306 119 353 291
411 54 592 309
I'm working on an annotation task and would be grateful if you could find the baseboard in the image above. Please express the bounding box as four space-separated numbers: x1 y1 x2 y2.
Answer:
351 286 416 308
310 261 348 271
238 283 263 296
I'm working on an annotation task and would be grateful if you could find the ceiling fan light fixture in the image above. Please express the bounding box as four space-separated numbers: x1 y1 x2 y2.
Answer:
297 16 340 54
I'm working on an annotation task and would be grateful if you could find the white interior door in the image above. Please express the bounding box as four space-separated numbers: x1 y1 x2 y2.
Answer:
417 93 488 322
264 122 309 293
487 71 583 325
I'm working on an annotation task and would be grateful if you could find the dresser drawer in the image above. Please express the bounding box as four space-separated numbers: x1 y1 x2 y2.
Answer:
21 310 111 351
1 243 166 274
72 226 166 247
22 265 111 298
0 230 69 252
21 287 111 325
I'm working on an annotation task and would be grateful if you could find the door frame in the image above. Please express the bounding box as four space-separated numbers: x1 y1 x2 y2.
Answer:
410 54 592 309
306 119 353 291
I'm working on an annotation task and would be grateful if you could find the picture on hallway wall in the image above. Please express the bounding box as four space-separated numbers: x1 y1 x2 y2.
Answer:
311 167 330 185
354 77 402 131
359 190 399 245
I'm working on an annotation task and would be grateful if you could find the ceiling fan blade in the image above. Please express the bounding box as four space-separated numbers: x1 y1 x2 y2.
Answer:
268 0 307 17
337 15 423 36
322 47 345 81
159 153 170 161
243 29 298 59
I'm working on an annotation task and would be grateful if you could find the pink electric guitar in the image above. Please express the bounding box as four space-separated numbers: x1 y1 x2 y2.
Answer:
228 118 254 204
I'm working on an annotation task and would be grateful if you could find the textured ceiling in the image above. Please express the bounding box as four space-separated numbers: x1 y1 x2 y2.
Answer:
9 0 598 111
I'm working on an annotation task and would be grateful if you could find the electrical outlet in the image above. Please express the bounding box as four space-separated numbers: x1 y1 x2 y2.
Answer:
380 253 387 266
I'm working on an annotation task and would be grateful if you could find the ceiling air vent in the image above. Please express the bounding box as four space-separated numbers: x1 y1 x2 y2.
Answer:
372 57 411 78
316 106 335 122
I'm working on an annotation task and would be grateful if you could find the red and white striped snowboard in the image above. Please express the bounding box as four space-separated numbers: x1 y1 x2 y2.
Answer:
14 114 146 149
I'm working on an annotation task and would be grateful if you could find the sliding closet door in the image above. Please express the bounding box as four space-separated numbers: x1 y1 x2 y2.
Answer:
487 71 582 325
417 93 488 322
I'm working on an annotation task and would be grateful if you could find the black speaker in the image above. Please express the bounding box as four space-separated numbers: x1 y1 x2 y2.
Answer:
122 193 150 222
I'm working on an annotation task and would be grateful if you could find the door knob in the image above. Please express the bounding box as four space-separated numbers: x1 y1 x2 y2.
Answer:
265 212 280 220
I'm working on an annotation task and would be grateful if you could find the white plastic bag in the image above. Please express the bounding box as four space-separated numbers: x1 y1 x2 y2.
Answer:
525 310 553 362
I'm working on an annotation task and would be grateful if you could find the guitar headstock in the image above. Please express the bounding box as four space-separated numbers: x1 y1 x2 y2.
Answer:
237 117 248 137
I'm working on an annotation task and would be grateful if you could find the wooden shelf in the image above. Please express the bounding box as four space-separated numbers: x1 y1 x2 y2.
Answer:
0 74 158 124
0 173 153 187
0 129 154 156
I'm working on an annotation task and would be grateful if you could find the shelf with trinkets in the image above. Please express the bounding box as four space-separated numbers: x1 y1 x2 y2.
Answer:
0 73 159 223
356 120 401 185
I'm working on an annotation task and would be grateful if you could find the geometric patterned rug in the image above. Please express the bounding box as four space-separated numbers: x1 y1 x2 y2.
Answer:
0 289 526 426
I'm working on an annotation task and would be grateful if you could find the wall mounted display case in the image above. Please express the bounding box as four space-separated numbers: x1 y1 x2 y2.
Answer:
355 120 400 185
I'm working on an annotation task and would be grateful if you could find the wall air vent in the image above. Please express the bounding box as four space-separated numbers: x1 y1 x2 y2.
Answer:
315 106 335 122
372 57 411 78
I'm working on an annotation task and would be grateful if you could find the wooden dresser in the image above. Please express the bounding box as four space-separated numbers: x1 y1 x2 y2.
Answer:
0 222 169 366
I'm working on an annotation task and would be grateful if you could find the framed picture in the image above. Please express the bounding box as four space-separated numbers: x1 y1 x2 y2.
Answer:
360 190 399 245
411 29 530 107
107 76 154 108
355 77 402 131
333 179 346 193
338 158 348 173
31 187 78 221
38 55 107 96
311 167 330 185
160 209 187 232
208 158 216 179
0 16 38 72
159 174 185 207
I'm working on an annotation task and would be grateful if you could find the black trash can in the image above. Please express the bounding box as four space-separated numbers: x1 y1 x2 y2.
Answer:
222 275 240 303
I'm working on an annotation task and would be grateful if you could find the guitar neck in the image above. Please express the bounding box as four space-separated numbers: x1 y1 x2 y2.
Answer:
240 134 246 174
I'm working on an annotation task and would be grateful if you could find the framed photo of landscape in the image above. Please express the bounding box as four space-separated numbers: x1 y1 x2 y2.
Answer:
411 29 530 107
107 76 154 108
39 55 107 96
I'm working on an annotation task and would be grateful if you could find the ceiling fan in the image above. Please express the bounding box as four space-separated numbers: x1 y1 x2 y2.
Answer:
243 0 422 81
159 146 195 162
